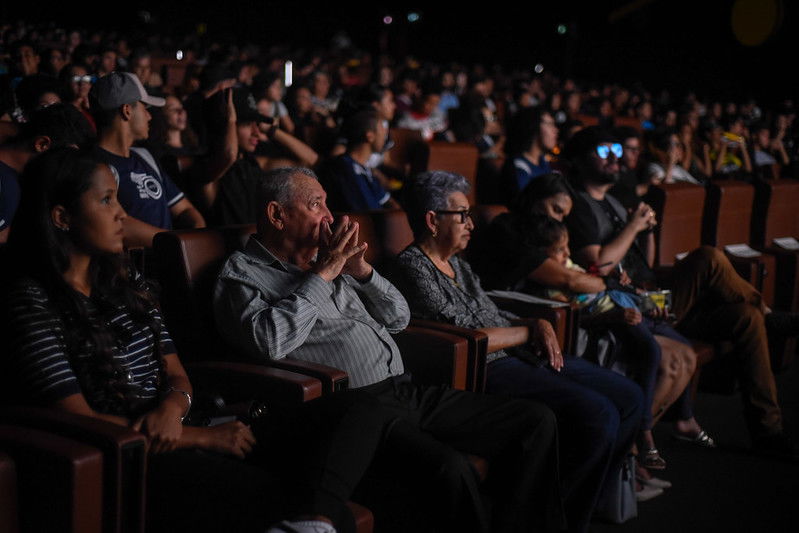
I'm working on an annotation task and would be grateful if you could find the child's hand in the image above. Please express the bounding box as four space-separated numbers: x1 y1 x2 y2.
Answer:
622 308 643 325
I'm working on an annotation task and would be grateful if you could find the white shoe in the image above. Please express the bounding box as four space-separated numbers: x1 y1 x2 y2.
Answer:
266 520 337 533
635 485 664 502
638 475 672 489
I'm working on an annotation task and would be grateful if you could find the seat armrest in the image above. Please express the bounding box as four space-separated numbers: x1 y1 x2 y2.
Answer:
488 296 577 354
0 407 146 533
0 424 103 533
267 359 349 393
0 452 18 533
393 326 474 391
409 319 488 391
347 502 374 533
186 361 323 408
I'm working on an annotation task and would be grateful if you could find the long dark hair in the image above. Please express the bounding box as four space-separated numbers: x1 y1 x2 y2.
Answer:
5 148 167 416
511 172 573 219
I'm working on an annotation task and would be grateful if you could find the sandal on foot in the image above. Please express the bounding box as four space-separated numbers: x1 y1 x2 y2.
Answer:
642 448 666 470
673 430 716 448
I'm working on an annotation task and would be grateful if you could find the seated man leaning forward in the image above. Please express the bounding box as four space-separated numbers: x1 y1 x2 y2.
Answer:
214 167 562 533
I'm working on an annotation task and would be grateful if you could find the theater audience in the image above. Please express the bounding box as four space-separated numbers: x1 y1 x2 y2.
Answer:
389 170 644 531
213 166 564 533
209 88 317 225
90 72 205 247
0 104 93 244
0 147 398 533
320 108 400 211
563 126 795 457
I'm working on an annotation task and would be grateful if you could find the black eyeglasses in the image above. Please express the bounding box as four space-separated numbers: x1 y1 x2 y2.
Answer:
435 210 472 223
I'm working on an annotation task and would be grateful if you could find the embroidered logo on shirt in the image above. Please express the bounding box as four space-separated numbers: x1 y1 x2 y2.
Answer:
130 172 163 200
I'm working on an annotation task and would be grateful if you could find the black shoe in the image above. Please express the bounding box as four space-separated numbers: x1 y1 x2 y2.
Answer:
765 311 799 337
752 433 799 462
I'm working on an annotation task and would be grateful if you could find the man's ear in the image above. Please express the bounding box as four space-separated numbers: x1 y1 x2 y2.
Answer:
365 129 376 145
32 135 52 153
266 201 284 230
51 205 71 232
120 103 133 121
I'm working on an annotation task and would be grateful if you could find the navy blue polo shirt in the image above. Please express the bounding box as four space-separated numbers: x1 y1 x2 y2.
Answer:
323 154 390 211
94 147 184 229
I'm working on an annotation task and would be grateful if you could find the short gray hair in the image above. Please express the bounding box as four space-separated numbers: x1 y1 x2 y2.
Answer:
256 167 318 230
405 170 471 239
258 166 318 206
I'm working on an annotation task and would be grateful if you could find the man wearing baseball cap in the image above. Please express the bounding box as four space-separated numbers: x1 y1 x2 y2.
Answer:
91 72 205 248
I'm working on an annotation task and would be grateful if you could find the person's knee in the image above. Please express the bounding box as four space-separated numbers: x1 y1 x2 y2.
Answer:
691 245 724 265
679 345 698 375
731 303 766 335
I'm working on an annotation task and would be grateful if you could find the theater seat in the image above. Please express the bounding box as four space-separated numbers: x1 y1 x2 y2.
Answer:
0 452 18 533
153 226 473 391
0 425 104 533
703 180 776 307
153 226 350 393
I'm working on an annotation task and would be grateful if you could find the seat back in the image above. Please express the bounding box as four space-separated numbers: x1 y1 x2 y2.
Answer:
413 142 479 205
752 178 799 246
153 225 255 363
384 128 427 178
702 180 755 246
646 183 706 266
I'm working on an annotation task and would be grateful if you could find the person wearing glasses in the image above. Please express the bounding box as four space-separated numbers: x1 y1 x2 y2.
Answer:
563 127 796 460
59 63 96 131
389 170 644 533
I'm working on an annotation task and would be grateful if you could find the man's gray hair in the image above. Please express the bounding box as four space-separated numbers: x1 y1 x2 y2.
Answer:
256 167 319 231
405 170 471 239
258 166 318 207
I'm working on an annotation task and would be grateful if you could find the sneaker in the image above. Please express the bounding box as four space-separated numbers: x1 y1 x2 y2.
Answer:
266 520 337 533
635 485 664 502
638 475 672 489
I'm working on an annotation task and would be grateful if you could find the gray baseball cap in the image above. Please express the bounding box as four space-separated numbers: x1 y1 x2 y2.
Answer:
90 71 165 110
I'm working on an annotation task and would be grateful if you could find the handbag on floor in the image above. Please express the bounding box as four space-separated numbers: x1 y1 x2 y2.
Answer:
594 454 637 523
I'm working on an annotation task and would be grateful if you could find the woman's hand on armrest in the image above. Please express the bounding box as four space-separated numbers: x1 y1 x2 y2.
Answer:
182 422 256 459
528 319 563 372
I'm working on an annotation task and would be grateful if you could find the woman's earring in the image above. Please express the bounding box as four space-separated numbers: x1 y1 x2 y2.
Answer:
431 230 437 238
58 225 69 232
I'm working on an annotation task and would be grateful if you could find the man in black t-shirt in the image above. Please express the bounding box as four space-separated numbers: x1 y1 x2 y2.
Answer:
562 127 657 285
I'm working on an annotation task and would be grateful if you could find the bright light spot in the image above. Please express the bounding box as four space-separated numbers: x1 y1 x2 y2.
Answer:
176 50 184 61
557 24 567 34
383 16 393 25
284 61 293 87
408 12 420 22
534 63 544 74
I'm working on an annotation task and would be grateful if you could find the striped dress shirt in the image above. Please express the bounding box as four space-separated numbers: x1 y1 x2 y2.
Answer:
213 236 409 388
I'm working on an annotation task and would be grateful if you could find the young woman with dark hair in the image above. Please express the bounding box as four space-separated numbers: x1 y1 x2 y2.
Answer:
0 147 391 533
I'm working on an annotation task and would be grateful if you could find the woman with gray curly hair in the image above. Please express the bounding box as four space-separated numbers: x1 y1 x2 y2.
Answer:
390 170 645 533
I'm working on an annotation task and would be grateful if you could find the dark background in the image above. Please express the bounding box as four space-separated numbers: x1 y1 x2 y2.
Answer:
4 1 796 104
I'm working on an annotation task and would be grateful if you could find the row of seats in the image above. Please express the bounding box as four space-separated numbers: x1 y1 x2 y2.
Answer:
0 358 373 532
